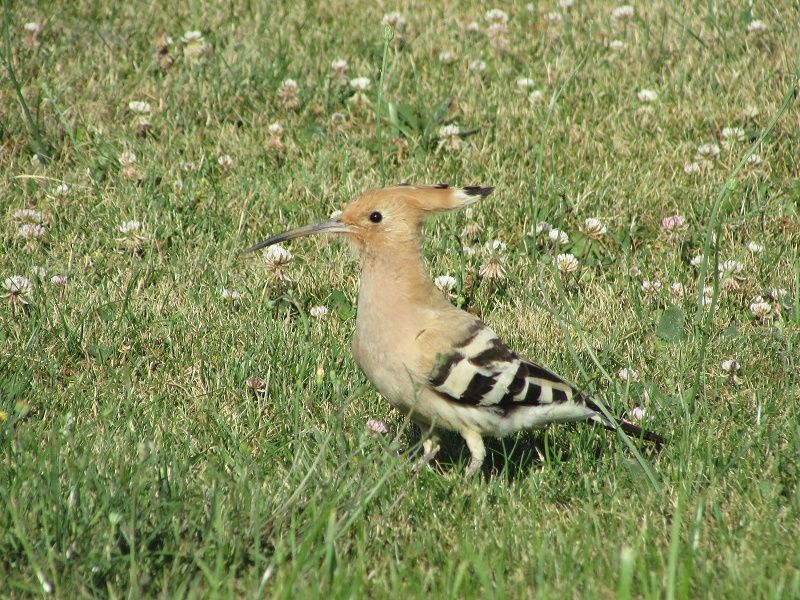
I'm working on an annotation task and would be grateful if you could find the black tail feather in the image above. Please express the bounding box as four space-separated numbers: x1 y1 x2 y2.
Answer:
614 418 665 445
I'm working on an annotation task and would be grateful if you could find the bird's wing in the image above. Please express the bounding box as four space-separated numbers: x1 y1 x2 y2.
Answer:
426 322 580 409
422 320 665 443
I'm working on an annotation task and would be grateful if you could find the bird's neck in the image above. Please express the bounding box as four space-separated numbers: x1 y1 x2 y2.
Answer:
357 243 446 315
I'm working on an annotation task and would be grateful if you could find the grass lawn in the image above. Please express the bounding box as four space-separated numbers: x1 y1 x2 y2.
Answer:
2 1 799 597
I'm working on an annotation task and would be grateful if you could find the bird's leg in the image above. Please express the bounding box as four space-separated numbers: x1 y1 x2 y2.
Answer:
461 429 486 478
413 431 441 472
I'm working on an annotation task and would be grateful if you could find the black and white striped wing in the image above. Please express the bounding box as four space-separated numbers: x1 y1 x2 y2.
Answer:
428 323 579 409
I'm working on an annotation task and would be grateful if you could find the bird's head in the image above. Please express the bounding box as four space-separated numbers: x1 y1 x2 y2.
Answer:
242 184 494 255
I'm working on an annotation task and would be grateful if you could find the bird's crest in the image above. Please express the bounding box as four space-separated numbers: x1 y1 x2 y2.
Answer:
375 183 494 213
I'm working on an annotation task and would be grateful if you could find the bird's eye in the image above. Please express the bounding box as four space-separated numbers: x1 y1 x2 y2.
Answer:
369 211 383 223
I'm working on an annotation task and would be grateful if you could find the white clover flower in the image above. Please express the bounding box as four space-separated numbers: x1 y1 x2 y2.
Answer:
268 122 284 136
439 50 456 64
461 214 483 238
181 161 196 172
743 105 760 118
684 162 701 174
31 154 42 166
468 59 487 72
329 209 343 220
630 406 646 421
747 241 764 253
246 376 266 391
745 154 763 166
721 359 739 373
721 127 745 142
24 22 41 34
581 218 607 239
54 183 70 196
437 125 462 151
690 254 705 267
128 100 151 114
718 259 743 276
462 245 477 257
535 221 553 234
746 20 767 33
50 274 68 285
749 298 771 319
330 58 348 75
118 220 141 235
661 214 687 232
349 77 371 91
265 244 293 267
608 39 626 50
638 89 658 103
466 21 480 34
277 79 300 110
611 5 635 20
280 79 298 93
309 305 329 318
218 154 233 167
558 0 574 8
367 418 390 435
479 257 506 280
696 143 720 159
381 12 407 29
487 239 507 253
484 9 509 24
119 150 137 166
12 208 45 223
516 77 535 89
221 288 242 301
434 275 458 293
641 280 662 294
555 253 579 273
528 90 544 103
548 228 569 245
18 223 46 239
543 12 562 24
669 282 685 298
2 275 33 304
181 30 204 42
439 124 461 138
618 367 640 382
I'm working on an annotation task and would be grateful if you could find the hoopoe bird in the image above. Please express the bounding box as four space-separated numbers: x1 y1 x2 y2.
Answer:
244 184 664 476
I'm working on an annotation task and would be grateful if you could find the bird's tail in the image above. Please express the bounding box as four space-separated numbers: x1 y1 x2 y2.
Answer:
586 399 665 445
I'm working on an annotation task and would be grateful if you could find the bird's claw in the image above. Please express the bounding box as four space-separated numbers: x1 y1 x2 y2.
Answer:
465 457 483 478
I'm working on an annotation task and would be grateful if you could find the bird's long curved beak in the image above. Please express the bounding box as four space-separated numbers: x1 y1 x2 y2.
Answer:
241 218 352 255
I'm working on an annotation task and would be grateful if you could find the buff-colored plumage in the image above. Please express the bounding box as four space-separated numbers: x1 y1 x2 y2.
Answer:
244 184 663 476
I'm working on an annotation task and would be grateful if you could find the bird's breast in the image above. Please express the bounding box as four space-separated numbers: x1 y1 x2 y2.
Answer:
351 304 421 410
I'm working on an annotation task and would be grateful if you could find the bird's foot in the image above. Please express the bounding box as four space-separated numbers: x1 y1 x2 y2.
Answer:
465 457 484 478
412 438 441 473
461 430 486 478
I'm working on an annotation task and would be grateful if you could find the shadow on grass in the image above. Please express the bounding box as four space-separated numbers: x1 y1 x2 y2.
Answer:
406 428 566 482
